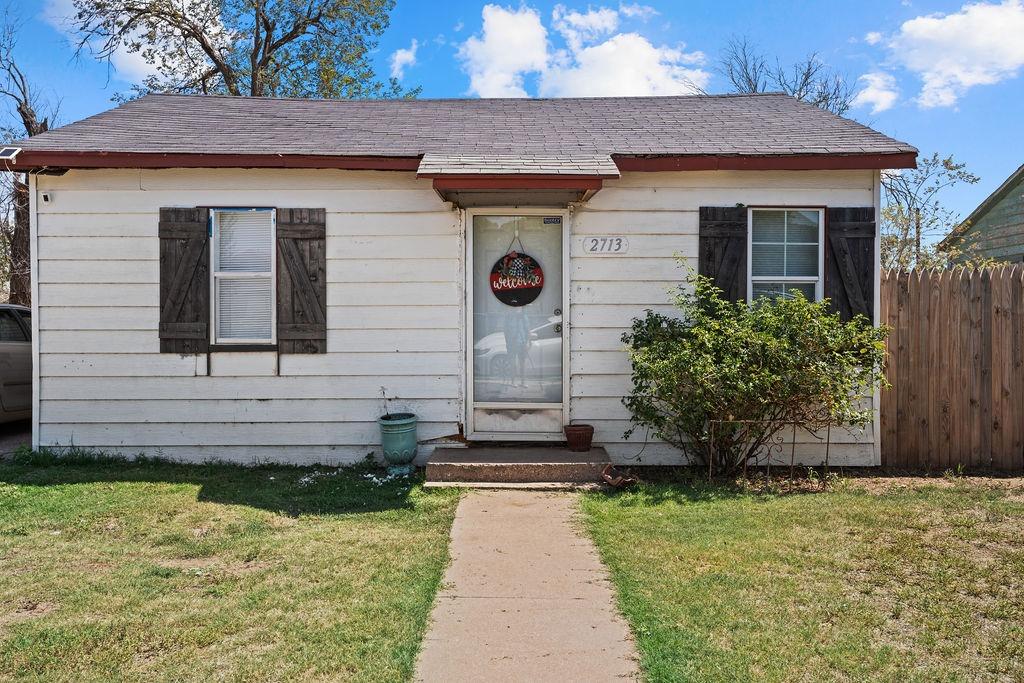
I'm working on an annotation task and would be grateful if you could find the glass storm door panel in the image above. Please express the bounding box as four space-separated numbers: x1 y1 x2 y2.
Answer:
472 215 563 433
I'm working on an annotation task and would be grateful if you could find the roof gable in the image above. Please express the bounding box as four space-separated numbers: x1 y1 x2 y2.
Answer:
941 163 1024 248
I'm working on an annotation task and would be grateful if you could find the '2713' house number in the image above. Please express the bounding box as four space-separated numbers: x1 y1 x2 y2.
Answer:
582 236 629 255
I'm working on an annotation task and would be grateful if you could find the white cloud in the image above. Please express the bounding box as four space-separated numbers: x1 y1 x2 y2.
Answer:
889 0 1024 107
851 71 900 113
619 3 659 20
458 5 550 97
454 21 465 32
45 0 160 83
458 3 708 98
541 33 708 96
552 5 619 51
864 31 883 45
389 39 419 80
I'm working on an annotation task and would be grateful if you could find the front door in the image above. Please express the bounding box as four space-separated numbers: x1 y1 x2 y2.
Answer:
468 212 566 438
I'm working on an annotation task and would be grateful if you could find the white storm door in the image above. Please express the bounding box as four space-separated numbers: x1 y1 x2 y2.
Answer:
469 213 566 438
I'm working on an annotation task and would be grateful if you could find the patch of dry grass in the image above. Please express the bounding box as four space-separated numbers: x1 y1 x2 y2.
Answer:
0 454 459 682
583 475 1024 682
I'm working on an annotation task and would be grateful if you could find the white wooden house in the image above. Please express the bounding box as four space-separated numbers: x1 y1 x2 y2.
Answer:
12 93 916 467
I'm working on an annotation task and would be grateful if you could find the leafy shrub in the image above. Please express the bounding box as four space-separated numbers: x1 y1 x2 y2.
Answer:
621 270 888 475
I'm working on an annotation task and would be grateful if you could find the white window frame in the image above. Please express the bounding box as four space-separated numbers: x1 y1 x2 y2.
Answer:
747 207 825 303
209 207 277 345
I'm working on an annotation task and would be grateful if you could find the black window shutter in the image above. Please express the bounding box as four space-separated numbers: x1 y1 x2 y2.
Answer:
825 207 876 322
277 208 327 353
698 206 748 303
159 208 210 354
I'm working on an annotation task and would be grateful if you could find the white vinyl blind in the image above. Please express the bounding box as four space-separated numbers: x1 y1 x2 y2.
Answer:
750 208 823 302
212 209 275 343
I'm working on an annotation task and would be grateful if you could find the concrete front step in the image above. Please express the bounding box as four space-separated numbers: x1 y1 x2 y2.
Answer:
426 446 610 485
422 481 607 491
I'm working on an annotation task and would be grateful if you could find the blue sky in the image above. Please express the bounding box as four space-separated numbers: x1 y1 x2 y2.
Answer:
10 0 1024 225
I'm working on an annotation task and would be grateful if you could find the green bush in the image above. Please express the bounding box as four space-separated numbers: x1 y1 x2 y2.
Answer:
621 270 888 475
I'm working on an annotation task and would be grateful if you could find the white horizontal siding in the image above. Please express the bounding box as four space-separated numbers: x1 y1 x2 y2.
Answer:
40 283 158 307
327 259 460 283
35 168 461 463
41 398 458 424
40 375 461 400
36 210 457 238
38 189 443 214
568 169 877 466
38 421 459 447
572 257 696 281
38 260 157 284
39 352 460 377
36 167 877 466
327 282 458 306
602 442 874 467
585 186 871 212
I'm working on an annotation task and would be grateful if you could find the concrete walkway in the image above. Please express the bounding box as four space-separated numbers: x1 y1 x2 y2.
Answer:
415 490 640 682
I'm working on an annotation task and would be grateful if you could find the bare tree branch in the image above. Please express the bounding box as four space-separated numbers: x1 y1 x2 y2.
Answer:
880 153 987 269
717 36 853 116
0 12 59 305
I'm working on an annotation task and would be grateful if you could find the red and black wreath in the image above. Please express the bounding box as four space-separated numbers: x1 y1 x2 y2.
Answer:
489 251 544 307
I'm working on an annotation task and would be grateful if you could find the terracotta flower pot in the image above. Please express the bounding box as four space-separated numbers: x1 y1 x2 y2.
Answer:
563 424 595 452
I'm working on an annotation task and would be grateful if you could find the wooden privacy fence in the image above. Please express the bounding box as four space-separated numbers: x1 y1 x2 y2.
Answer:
880 266 1024 471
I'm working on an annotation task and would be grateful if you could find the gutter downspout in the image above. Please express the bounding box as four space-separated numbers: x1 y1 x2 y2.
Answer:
873 169 883 467
29 172 40 450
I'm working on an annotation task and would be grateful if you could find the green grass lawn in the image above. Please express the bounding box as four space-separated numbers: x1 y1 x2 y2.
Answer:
0 452 460 682
582 475 1024 683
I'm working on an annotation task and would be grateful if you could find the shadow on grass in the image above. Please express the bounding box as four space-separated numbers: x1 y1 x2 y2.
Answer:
0 447 424 516
599 468 757 507
601 463 1024 510
601 465 882 507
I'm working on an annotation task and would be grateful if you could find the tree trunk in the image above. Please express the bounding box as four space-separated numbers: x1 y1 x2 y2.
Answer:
9 179 30 306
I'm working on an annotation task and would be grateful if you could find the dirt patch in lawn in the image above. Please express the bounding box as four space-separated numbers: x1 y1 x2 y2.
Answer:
847 474 1024 495
1 600 58 626
158 557 269 575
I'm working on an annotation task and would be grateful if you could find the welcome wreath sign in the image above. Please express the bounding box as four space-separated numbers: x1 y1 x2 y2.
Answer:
490 251 544 307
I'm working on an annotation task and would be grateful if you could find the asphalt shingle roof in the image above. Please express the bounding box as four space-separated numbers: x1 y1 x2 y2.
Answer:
418 153 620 176
17 92 916 159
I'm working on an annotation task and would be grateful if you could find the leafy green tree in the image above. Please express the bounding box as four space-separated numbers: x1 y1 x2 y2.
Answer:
67 0 418 99
621 270 887 476
881 152 991 270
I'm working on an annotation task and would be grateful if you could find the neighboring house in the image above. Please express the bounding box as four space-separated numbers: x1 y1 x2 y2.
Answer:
11 93 916 467
940 163 1024 263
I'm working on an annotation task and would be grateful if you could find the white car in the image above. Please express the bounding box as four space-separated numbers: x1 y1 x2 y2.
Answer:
0 303 31 423
473 317 562 379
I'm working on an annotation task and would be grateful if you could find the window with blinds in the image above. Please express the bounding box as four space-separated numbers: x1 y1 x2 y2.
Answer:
749 208 823 302
211 209 275 344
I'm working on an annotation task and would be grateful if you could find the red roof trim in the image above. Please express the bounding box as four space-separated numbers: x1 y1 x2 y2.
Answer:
13 150 918 172
613 152 918 171
431 175 604 191
13 151 422 171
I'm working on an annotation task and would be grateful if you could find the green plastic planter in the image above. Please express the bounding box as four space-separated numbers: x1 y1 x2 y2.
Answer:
378 412 418 468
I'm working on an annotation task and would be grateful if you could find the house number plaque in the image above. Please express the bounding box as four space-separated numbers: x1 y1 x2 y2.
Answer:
582 236 629 255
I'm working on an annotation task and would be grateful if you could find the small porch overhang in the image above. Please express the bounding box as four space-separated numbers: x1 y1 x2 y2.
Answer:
417 153 619 208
